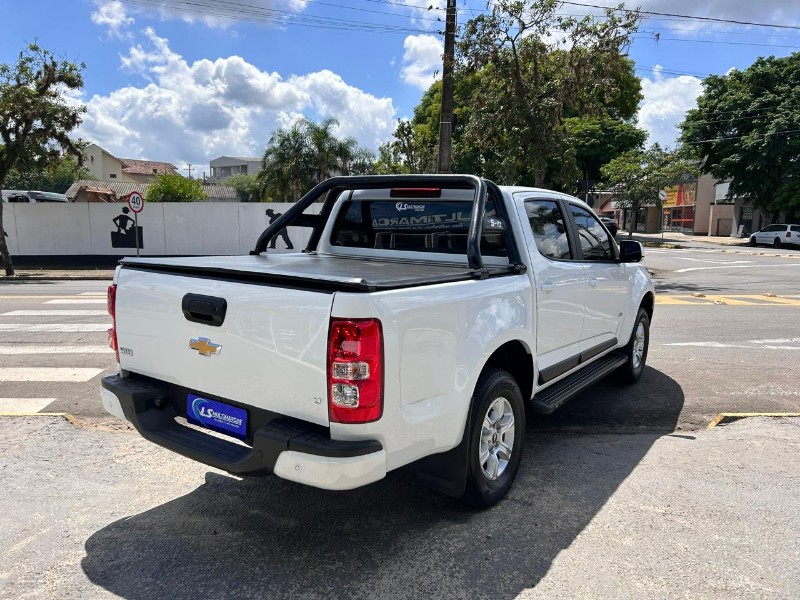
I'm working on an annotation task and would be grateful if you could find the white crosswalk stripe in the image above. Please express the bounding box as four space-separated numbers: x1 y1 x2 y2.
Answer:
1 293 115 414
0 345 112 355
0 324 109 332
44 299 107 305
3 310 109 316
0 398 58 413
0 368 105 382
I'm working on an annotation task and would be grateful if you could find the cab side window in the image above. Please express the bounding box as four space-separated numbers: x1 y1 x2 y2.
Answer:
569 204 613 261
525 200 572 260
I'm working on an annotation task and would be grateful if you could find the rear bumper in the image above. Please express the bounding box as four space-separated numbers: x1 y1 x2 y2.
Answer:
101 374 386 490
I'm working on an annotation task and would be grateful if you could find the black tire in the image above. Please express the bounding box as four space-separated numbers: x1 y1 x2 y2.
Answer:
773 238 782 248
749 237 757 247
617 308 650 384
462 368 525 509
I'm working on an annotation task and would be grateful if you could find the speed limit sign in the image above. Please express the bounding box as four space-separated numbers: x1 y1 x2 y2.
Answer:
127 192 144 213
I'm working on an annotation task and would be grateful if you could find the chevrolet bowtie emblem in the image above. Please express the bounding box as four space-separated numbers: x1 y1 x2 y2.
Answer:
189 337 222 357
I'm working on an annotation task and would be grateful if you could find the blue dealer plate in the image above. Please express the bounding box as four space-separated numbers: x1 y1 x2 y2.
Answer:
187 394 247 439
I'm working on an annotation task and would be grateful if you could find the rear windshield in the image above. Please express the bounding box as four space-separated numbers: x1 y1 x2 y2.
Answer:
330 199 507 257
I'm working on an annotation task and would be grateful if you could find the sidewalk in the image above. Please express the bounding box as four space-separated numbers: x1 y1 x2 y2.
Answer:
620 230 748 248
1 269 115 281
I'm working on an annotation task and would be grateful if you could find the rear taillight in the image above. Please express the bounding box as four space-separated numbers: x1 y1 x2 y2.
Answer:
107 284 119 363
327 318 383 423
787 231 792 238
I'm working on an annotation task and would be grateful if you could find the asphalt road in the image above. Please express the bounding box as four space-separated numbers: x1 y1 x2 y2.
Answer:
2 415 798 599
1 249 799 430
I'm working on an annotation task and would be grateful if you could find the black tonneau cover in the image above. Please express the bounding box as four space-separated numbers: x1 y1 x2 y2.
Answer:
120 254 520 293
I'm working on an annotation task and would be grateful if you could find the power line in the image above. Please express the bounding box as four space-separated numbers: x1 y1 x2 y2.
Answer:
118 0 431 34
560 1 800 32
683 128 800 145
633 35 800 50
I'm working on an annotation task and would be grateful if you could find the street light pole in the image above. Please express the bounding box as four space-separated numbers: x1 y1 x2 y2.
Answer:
437 0 457 174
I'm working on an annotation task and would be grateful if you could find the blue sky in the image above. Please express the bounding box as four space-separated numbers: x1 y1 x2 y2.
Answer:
2 0 798 175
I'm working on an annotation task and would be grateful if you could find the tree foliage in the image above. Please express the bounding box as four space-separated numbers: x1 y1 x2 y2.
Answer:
258 117 374 201
564 115 647 182
4 154 92 193
601 144 698 236
455 0 642 188
226 173 263 202
0 43 86 275
680 53 800 214
145 173 206 202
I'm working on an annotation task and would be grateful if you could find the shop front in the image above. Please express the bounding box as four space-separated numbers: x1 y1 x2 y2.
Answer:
662 182 697 233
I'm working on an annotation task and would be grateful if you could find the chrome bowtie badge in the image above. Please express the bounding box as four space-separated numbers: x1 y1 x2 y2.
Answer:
189 337 222 357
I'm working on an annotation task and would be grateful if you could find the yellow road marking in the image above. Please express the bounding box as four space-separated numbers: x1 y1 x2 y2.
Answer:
701 295 760 306
708 412 800 429
0 412 78 424
736 295 800 306
657 294 800 306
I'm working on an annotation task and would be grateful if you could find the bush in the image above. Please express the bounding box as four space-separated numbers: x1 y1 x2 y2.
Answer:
145 174 206 202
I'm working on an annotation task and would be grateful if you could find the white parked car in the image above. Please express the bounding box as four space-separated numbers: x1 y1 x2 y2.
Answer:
749 224 800 248
100 175 654 508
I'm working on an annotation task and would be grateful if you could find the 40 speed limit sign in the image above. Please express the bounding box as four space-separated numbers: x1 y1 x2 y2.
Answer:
127 191 144 213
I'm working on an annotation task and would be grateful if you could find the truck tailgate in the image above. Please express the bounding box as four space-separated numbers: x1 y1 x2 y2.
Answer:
114 266 332 427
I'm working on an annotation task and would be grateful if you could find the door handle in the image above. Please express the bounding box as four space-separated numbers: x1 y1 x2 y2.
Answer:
182 294 227 327
588 278 599 287
541 282 556 291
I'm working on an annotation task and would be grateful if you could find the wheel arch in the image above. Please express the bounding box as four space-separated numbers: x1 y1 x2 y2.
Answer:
639 291 655 322
480 339 534 403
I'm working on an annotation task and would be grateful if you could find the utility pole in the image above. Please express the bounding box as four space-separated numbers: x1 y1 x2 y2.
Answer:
186 163 193 179
437 0 457 174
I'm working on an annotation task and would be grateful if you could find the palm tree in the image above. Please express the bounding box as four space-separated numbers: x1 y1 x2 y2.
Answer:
303 117 341 184
258 124 312 202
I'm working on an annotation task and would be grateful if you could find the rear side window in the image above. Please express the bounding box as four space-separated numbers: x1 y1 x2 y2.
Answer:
525 200 572 260
330 199 507 257
791 226 800 233
569 204 613 261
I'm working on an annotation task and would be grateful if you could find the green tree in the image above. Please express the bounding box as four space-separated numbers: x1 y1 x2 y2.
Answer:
680 53 800 214
456 0 641 188
145 173 206 202
226 173 263 202
565 115 648 185
601 144 698 237
5 154 92 193
258 117 375 200
0 43 86 276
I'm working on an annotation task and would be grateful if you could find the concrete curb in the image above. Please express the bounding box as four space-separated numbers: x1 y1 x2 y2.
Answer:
707 412 800 429
1 275 114 282
0 412 78 424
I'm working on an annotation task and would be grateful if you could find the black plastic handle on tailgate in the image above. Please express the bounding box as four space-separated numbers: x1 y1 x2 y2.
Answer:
182 294 227 327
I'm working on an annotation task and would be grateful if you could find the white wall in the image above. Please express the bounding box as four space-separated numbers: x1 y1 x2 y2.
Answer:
4 202 318 256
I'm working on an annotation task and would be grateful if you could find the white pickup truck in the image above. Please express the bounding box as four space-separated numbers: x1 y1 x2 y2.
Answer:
101 175 654 508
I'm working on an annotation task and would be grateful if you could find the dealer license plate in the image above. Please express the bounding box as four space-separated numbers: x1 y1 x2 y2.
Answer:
187 394 248 439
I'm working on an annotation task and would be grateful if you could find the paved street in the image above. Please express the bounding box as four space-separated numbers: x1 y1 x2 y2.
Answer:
1 247 799 599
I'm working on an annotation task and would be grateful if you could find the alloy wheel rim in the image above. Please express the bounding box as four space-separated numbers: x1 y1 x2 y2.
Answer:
633 322 646 369
479 397 515 481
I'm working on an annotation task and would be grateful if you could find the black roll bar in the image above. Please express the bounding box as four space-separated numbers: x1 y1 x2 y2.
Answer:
252 174 498 273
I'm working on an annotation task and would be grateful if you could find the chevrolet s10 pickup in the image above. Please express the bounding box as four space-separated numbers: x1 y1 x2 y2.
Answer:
101 175 654 508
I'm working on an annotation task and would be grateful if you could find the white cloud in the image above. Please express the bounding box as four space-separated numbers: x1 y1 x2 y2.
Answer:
400 34 443 90
638 66 703 148
76 29 396 169
91 0 134 38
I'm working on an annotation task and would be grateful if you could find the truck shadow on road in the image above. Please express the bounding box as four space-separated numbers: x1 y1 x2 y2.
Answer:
81 367 683 600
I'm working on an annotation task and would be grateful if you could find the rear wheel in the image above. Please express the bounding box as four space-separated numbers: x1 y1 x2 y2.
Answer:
462 369 525 509
774 237 782 248
617 308 650 383
749 236 757 247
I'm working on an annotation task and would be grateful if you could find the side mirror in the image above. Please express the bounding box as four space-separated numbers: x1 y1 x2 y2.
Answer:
483 215 506 234
619 240 643 263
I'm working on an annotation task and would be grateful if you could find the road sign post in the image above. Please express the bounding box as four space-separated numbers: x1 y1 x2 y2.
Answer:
127 192 144 257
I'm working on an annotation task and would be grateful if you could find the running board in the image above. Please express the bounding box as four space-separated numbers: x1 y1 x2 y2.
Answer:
530 352 627 415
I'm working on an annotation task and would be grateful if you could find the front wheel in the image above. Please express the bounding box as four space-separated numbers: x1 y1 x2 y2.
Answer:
774 238 782 248
462 369 525 509
749 236 757 247
617 308 650 383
